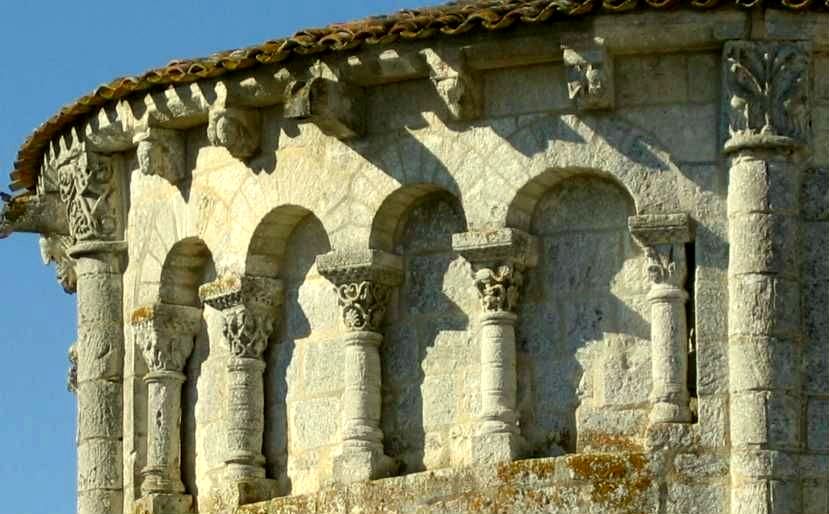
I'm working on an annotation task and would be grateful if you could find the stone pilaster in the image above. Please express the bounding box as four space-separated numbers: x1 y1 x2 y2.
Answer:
452 228 537 465
130 303 201 513
723 41 810 514
629 213 693 425
317 249 403 483
60 148 128 514
200 274 282 506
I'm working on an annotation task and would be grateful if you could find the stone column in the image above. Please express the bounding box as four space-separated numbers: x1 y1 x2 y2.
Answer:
629 214 693 425
200 274 282 505
317 249 403 483
452 228 537 464
59 149 128 514
71 242 127 514
723 41 810 514
130 303 202 514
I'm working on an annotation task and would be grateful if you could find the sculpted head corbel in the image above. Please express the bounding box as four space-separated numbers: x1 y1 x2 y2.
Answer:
208 105 261 160
452 228 538 314
40 235 77 293
316 249 403 332
134 126 187 184
200 274 283 360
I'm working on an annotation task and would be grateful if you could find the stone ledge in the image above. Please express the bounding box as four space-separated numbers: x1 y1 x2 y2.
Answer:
237 453 659 514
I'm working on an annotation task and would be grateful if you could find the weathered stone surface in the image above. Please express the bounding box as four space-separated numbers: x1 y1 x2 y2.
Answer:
3 9 827 514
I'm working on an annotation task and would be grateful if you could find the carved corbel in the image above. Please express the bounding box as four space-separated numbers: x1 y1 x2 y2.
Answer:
207 105 262 160
421 48 482 121
284 76 365 139
40 235 77 294
562 36 614 111
723 41 810 151
134 126 187 184
0 192 68 238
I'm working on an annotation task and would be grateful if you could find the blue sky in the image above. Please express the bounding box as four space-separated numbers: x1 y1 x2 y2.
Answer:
0 1 443 512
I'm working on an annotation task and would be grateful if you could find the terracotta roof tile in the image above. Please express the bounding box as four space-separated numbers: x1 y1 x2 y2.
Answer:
7 0 827 192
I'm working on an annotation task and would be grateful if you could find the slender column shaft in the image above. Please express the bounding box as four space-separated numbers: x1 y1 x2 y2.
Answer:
723 41 810 514
341 331 385 451
316 249 404 484
72 242 126 514
143 371 186 494
225 357 268 479
201 275 282 486
131 302 200 513
478 311 519 435
648 284 690 423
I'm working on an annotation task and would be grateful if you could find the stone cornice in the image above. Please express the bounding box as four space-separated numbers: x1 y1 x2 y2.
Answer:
316 249 404 288
8 4 826 193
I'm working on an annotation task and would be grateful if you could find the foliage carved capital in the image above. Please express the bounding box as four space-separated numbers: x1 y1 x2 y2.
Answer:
201 274 283 360
473 263 524 314
723 41 811 151
131 303 202 373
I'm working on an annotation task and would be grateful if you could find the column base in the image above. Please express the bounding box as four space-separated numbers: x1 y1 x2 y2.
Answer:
134 493 192 514
649 401 691 425
471 431 524 465
216 477 279 508
333 448 396 484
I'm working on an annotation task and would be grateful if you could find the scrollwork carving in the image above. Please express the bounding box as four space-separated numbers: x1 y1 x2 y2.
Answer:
335 281 391 332
473 264 524 313
57 151 120 243
222 307 274 359
724 42 810 145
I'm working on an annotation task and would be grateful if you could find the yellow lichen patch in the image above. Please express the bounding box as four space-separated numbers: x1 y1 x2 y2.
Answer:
567 453 652 512
129 305 155 324
496 458 556 484
579 432 644 453
198 273 241 299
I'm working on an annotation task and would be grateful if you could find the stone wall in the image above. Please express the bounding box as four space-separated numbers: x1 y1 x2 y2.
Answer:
6 8 826 514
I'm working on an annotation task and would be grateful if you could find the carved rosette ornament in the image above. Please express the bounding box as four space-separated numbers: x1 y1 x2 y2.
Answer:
452 228 537 465
317 249 403 484
629 214 692 425
200 274 282 490
723 41 811 514
130 303 201 510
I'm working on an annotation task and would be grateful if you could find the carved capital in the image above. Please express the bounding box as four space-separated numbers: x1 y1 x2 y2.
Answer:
474 264 524 314
317 249 403 332
134 127 186 184
629 214 692 290
40 235 77 294
284 77 365 139
562 36 614 111
208 106 261 160
200 274 283 360
421 48 481 121
131 303 202 373
723 41 811 152
57 150 124 244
